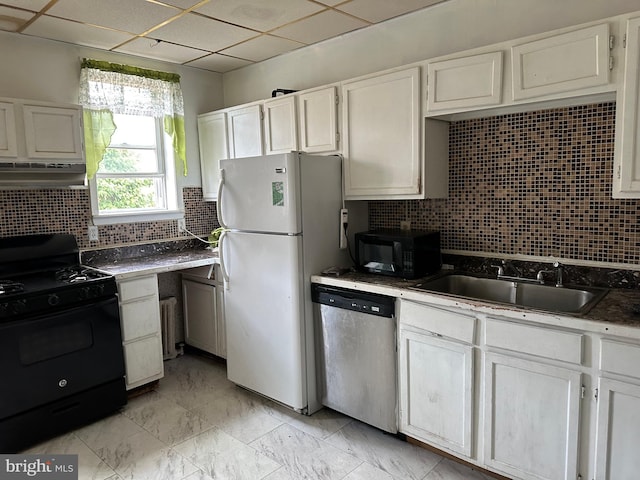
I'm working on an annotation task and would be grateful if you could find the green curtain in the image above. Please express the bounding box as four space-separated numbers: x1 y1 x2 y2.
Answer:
80 58 187 178
83 109 117 179
164 115 187 176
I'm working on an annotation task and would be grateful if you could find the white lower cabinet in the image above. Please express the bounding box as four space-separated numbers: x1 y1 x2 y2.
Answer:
399 328 474 457
483 352 582 480
182 265 226 358
594 337 640 479
116 274 164 390
398 300 476 458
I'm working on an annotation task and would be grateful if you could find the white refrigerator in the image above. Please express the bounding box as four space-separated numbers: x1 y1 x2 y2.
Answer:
217 152 346 414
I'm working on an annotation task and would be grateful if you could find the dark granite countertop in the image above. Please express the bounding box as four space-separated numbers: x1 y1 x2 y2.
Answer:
310 270 640 332
87 248 218 279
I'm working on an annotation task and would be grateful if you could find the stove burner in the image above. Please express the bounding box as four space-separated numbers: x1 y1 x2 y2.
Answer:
55 267 102 284
0 280 24 295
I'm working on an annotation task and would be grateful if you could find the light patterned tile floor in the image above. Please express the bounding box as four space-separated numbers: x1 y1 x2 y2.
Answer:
22 353 494 480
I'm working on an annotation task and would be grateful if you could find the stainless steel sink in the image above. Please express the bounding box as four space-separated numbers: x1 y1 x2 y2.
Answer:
411 273 608 315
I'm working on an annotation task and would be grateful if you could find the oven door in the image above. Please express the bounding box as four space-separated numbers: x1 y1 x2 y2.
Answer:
0 296 125 420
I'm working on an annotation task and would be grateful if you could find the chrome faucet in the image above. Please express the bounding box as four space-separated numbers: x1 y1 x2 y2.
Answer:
536 262 563 287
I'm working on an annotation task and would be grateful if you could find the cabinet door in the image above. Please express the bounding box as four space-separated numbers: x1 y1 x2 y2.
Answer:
227 104 263 158
22 104 83 159
614 17 640 197
483 352 582 480
0 102 17 157
123 335 164 389
297 86 338 153
183 279 218 355
342 67 421 199
427 51 503 113
511 23 610 100
594 377 640 479
399 327 474 457
263 96 297 155
198 111 228 201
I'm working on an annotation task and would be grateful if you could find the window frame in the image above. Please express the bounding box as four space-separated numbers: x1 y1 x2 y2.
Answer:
88 114 182 225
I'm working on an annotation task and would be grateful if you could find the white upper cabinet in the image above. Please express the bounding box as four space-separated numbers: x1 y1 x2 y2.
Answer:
227 103 264 159
22 104 83 159
613 17 640 198
297 86 339 153
427 51 503 114
263 95 298 155
197 111 228 201
511 23 611 101
0 102 17 157
342 67 424 199
0 97 83 162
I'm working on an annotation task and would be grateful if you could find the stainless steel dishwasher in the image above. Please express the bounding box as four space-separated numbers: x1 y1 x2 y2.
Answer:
311 284 397 433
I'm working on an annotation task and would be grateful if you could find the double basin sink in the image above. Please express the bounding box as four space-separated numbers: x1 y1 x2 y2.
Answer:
412 273 608 315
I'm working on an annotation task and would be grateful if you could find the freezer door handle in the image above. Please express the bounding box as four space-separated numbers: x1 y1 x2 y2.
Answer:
218 230 230 288
216 169 228 229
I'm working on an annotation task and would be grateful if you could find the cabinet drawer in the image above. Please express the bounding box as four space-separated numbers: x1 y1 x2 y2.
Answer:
117 275 158 303
400 300 476 344
485 317 583 364
123 335 164 389
120 297 161 341
600 339 640 379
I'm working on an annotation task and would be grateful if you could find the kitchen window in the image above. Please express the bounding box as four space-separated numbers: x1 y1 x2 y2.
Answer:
79 59 186 224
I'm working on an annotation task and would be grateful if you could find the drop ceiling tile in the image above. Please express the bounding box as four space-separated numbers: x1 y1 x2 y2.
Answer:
115 37 208 64
46 0 179 34
152 12 257 52
272 10 367 44
185 53 253 73
22 15 133 49
337 0 445 23
154 0 209 9
313 0 347 5
194 0 325 32
1 0 51 11
220 34 304 62
0 6 34 32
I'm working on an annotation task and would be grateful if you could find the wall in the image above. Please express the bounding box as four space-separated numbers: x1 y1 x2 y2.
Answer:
369 102 640 267
0 31 223 249
222 0 640 106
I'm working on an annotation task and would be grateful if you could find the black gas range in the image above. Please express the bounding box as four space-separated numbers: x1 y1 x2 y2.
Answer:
0 234 126 453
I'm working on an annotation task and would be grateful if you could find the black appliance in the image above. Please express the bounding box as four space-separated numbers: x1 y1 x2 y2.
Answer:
0 234 126 453
354 229 441 279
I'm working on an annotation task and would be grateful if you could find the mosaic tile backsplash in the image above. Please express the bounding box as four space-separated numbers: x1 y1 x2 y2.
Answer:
0 187 218 251
2 102 639 267
370 102 640 266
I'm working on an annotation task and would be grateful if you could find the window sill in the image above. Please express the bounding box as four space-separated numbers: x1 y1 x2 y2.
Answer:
92 210 183 226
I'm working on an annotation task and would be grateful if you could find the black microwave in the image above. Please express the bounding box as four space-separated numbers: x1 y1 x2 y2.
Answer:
354 229 441 279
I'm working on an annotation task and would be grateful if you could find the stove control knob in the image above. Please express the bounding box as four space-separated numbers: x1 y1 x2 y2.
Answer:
48 294 60 306
11 300 26 314
58 379 68 388
80 287 91 300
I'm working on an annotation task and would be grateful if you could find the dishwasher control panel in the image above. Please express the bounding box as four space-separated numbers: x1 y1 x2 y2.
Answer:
311 284 395 318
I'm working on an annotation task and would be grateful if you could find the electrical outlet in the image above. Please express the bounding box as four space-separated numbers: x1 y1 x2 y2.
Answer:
88 225 99 242
339 208 348 249
177 218 186 232
400 220 411 231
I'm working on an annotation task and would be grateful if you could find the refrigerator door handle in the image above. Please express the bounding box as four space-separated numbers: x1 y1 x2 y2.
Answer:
218 230 230 288
216 168 228 230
